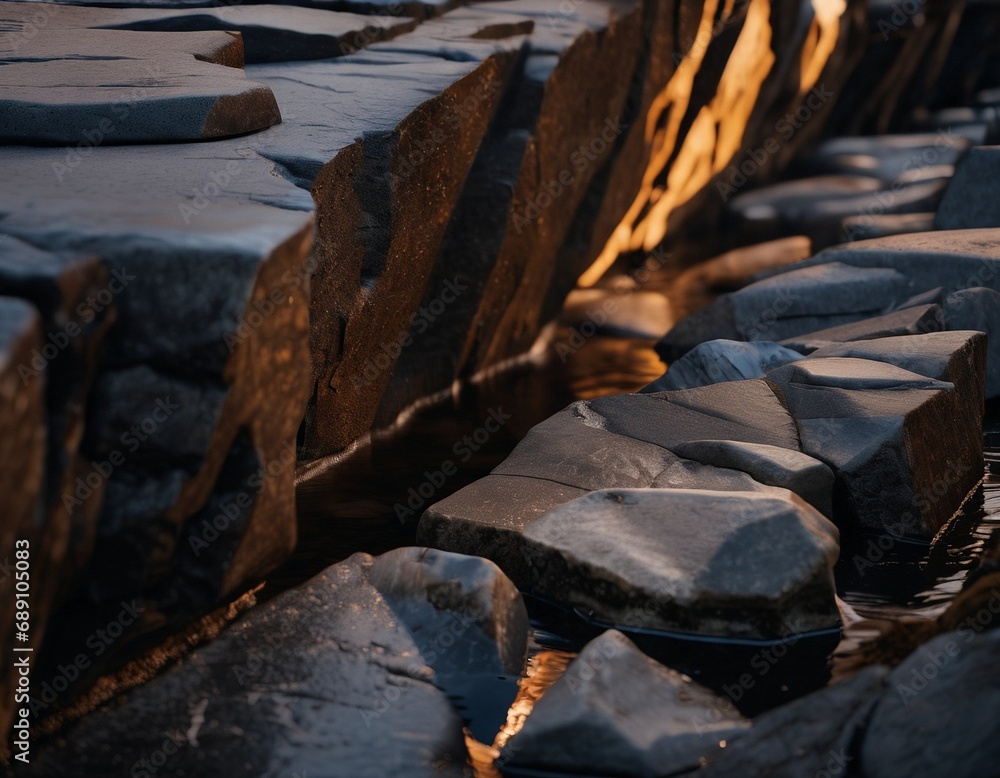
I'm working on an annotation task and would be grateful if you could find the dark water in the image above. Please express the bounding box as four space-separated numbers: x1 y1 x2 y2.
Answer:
281 269 1000 777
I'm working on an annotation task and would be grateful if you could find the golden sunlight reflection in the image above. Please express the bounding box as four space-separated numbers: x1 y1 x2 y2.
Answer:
580 0 846 289
468 649 576 778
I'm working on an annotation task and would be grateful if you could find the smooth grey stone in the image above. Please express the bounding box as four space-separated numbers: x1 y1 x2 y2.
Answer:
671 440 835 518
763 229 1000 297
809 331 988 404
589 380 801 453
726 174 948 249
936 145 1000 229
861 630 1000 778
780 304 946 352
32 551 498 777
700 666 889 778
417 474 589 589
17 2 420 63
0 27 281 143
657 263 912 361
501 630 749 778
492 403 682 492
943 287 1000 397
766 356 985 537
522 488 841 639
646 340 802 391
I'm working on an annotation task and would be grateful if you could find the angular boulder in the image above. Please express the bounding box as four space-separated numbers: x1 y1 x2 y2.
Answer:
766 356 984 537
501 630 749 778
861 630 1000 778
700 666 888 777
645 340 802 392
521 488 841 640
33 549 527 777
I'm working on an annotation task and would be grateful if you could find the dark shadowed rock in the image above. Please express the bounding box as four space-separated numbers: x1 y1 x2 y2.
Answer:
766 356 984 537
521 488 841 640
0 297 45 757
942 288 1000 397
501 630 749 778
725 175 948 249
671 440 835 518
645 340 801 392
861 630 1000 778
367 547 528 739
935 145 1000 229
0 27 281 144
34 549 528 777
699 666 888 777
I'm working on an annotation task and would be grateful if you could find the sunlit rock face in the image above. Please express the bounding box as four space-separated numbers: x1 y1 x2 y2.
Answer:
0 0 876 744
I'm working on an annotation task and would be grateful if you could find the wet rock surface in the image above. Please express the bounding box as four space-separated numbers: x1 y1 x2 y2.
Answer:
5 0 1000 774
522 488 841 640
33 548 527 777
501 630 749 778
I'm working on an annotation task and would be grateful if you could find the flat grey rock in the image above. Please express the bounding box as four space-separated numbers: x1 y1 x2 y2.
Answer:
657 262 912 361
8 2 421 63
700 666 889 778
936 145 1000 229
589 380 801 453
646 340 802 391
809 331 988 404
34 549 527 777
861 630 1000 778
0 27 281 143
671 440 835 518
780 303 946 352
521 488 841 639
501 630 749 778
766 356 985 537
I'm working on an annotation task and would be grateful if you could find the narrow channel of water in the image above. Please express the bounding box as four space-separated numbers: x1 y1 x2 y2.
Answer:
285 262 1000 778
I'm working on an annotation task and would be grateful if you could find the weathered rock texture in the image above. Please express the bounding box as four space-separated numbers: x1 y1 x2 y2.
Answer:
1 0 975 748
32 548 528 777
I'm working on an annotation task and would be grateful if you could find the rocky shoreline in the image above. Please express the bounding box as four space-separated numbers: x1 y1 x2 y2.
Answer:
3 0 1000 774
